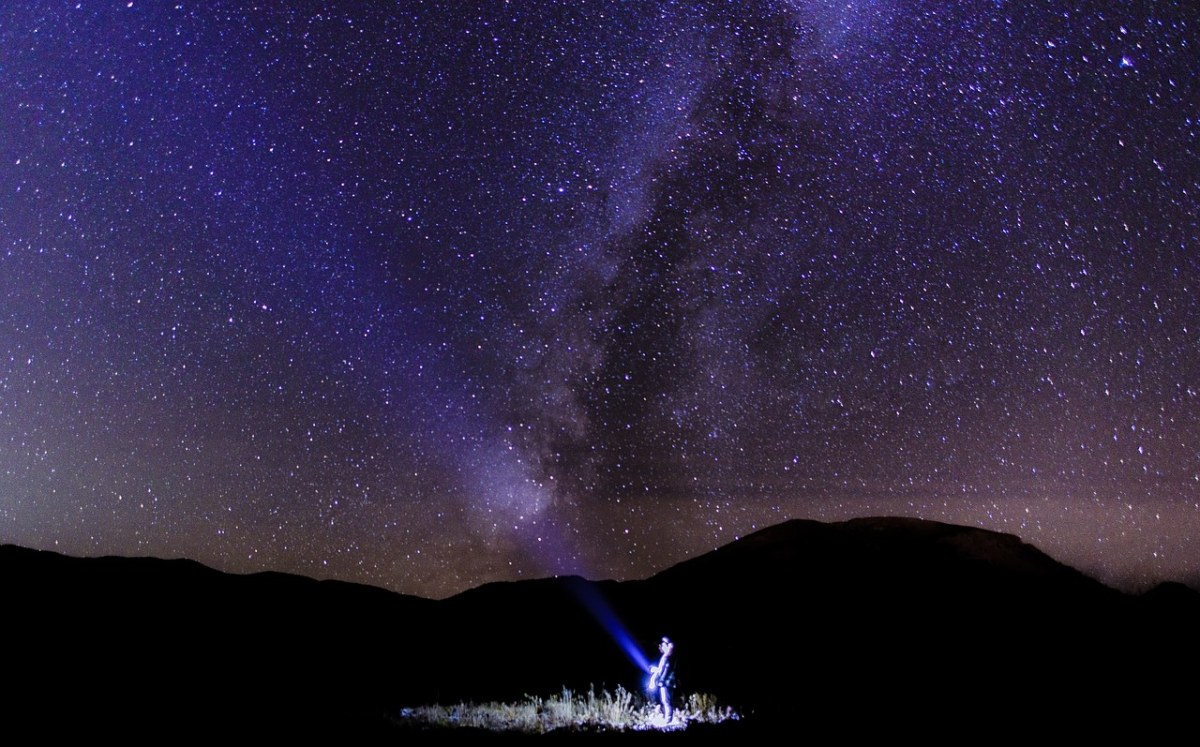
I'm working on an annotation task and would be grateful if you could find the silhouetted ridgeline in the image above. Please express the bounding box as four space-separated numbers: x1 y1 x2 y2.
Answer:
4 518 1197 739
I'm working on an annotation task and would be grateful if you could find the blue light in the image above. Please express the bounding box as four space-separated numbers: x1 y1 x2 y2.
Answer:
565 578 652 673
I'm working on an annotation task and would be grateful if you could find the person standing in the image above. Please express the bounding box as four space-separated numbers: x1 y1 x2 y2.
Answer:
648 636 677 723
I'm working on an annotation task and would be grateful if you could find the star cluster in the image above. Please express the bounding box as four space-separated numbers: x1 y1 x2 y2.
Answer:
1 1 1196 597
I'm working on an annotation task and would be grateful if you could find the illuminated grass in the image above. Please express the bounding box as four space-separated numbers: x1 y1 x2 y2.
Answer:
399 685 739 734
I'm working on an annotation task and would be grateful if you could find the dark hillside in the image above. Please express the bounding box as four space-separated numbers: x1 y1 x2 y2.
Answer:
5 518 1198 738
3 545 437 737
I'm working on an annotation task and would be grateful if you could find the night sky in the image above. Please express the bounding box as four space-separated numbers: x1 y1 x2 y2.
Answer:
2 0 1196 599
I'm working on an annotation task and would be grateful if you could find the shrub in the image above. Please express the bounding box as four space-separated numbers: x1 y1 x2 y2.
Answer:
399 685 738 733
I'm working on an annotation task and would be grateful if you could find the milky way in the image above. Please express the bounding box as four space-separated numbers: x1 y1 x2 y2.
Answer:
1 1 1196 598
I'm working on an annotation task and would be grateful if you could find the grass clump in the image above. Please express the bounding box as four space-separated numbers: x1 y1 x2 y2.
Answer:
399 684 738 734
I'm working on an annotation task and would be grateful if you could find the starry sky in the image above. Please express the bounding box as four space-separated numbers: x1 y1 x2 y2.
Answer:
1 0 1196 599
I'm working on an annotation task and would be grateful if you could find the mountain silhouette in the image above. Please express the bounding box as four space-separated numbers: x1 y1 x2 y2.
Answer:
4 517 1196 739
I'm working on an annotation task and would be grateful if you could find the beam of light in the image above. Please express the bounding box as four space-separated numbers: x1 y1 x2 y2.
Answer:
565 576 652 673
465 442 654 675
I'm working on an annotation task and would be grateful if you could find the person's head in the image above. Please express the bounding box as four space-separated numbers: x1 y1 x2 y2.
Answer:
659 636 674 655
